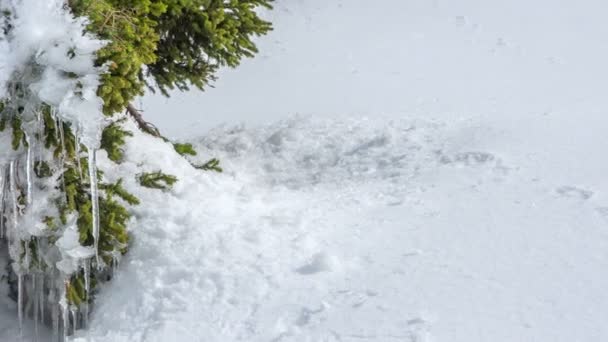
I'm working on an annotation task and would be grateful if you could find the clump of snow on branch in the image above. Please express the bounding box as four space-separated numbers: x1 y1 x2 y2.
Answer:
0 0 106 147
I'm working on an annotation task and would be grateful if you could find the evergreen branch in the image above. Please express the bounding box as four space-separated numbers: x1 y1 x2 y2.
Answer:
138 171 178 190
173 143 197 156
194 158 223 173
125 103 162 138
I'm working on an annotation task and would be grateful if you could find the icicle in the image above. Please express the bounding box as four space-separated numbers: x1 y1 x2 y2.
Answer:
83 259 90 298
36 110 44 166
34 274 39 341
0 165 5 239
87 147 101 268
82 303 89 331
9 160 18 231
24 238 31 270
25 133 33 206
111 252 119 276
51 288 59 342
75 134 83 180
83 259 90 328
39 275 45 329
60 281 69 342
62 305 69 342
17 274 23 338
53 114 61 143
70 306 78 334
8 160 18 259
58 118 66 159
57 116 67 197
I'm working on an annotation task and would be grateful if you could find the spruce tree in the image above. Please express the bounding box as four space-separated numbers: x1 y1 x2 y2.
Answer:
0 0 272 338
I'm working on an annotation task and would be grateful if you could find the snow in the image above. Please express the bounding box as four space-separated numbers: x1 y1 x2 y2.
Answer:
1 0 107 146
75 116 608 342
3 0 608 341
143 0 608 139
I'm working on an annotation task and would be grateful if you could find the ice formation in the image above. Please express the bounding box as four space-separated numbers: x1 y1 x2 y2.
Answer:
0 0 108 339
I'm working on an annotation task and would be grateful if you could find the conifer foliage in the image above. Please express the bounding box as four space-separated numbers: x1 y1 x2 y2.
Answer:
0 0 272 338
69 0 274 112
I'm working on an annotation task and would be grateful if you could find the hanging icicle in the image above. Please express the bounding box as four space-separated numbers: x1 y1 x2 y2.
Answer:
17 273 23 338
0 165 6 239
25 133 32 206
87 147 101 269
9 160 17 233
75 133 83 180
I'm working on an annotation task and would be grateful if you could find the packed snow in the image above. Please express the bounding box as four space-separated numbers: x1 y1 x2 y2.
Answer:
3 0 608 341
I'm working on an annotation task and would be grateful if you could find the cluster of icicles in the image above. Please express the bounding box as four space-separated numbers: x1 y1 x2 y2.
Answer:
0 100 102 341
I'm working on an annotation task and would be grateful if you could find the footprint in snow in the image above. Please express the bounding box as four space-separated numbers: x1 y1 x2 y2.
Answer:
438 151 509 176
407 317 432 342
595 207 608 219
556 186 593 201
295 252 338 275
440 151 496 166
454 15 467 27
295 304 327 326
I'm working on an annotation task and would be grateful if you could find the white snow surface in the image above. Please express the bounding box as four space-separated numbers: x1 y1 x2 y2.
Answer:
85 117 608 341
3 0 608 341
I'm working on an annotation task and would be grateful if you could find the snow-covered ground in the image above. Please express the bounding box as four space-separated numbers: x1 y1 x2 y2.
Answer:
3 0 608 341
90 116 608 342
